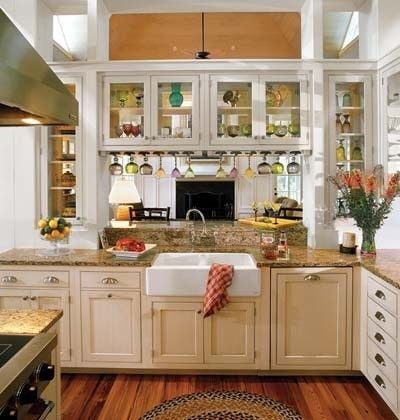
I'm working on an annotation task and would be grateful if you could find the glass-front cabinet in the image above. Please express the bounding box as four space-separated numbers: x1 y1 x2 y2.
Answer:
209 75 258 147
150 75 200 146
259 75 309 147
328 74 373 216
103 76 150 148
385 68 400 175
43 77 82 223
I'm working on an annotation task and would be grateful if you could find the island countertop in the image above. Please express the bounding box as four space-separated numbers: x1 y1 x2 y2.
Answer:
0 247 398 290
0 309 63 334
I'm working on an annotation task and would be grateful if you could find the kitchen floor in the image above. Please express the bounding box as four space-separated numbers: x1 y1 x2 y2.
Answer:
61 374 396 419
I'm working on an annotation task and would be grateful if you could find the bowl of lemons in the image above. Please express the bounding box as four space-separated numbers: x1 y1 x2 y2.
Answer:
38 217 72 256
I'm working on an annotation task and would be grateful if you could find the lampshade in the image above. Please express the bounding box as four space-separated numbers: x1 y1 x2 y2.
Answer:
109 179 141 222
109 179 141 204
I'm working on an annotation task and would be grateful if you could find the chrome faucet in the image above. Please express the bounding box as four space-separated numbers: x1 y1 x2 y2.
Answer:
185 208 207 236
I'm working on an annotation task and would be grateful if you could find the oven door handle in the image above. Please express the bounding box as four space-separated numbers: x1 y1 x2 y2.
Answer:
36 400 55 420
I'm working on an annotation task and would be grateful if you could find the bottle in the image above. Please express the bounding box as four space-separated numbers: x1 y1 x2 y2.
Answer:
277 231 288 259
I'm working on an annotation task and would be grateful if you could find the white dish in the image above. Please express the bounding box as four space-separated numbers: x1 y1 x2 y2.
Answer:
107 244 157 259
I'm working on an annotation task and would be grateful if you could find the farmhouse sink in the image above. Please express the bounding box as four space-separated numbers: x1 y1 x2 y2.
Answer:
146 253 260 296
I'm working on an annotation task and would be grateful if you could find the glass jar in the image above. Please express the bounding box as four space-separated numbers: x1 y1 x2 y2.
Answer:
260 231 277 260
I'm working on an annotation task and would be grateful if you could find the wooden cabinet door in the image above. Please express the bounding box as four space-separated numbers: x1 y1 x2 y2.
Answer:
152 302 203 364
204 302 255 364
81 290 141 363
271 267 352 370
0 288 30 309
31 288 71 362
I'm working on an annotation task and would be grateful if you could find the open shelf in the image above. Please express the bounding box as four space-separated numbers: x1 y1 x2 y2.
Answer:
336 160 364 165
110 107 144 114
50 186 76 190
337 133 364 138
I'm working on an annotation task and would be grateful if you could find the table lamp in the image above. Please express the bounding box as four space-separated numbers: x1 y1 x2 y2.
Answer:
108 179 141 221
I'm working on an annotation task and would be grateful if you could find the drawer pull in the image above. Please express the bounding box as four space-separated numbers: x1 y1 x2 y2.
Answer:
30 296 37 301
304 274 320 281
102 277 118 285
43 276 59 284
375 311 386 322
374 353 386 366
107 293 113 298
197 310 202 314
374 375 386 389
2 275 17 283
374 332 386 345
375 290 386 300
22 296 29 301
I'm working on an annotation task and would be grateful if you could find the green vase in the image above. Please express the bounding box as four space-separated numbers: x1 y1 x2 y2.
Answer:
361 228 376 256
169 83 184 107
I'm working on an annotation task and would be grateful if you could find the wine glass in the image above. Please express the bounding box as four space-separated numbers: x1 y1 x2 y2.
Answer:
171 154 181 178
125 154 139 174
184 155 195 178
109 155 123 175
257 153 272 175
287 152 301 174
229 154 238 178
244 154 255 178
271 153 284 175
155 155 166 178
139 155 153 175
216 156 227 178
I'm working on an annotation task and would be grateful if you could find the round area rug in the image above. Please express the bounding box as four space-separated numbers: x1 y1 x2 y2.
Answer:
140 390 303 420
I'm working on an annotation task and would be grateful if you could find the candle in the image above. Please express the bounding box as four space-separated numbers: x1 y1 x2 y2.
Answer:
343 232 356 248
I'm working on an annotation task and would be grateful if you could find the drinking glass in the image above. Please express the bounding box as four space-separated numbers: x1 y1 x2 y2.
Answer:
287 154 301 174
271 155 284 175
229 155 238 178
216 157 227 178
125 155 139 174
171 155 181 178
155 155 166 178
184 155 195 178
257 154 272 175
139 156 153 175
109 155 123 175
244 155 255 178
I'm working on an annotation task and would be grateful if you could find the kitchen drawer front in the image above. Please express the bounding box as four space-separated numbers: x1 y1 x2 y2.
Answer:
368 338 397 386
0 270 69 288
80 271 141 289
367 357 398 410
367 318 397 363
367 275 397 315
368 298 397 339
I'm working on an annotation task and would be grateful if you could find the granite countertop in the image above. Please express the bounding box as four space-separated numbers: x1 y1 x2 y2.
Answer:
0 247 399 290
0 309 63 334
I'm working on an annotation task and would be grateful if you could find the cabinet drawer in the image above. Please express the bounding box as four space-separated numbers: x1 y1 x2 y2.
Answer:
368 298 397 339
368 338 397 386
0 270 69 288
368 275 397 315
367 357 398 410
367 318 397 363
80 271 141 289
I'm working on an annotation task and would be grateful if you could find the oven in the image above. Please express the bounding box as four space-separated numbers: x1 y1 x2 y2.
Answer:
0 333 57 420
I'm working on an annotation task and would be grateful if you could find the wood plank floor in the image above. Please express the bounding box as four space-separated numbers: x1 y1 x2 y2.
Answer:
61 374 397 420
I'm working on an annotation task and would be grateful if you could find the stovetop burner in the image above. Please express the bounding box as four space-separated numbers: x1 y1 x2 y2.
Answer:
0 335 33 368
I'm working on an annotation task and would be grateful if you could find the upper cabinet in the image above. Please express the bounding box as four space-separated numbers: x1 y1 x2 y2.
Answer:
101 72 310 152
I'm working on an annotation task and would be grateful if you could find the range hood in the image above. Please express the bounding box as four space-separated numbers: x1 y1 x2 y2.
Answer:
0 9 78 126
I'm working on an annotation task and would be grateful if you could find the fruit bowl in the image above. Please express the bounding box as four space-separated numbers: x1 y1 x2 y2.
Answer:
37 217 72 256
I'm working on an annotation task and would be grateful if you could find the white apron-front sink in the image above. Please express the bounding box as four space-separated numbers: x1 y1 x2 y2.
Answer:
145 252 260 296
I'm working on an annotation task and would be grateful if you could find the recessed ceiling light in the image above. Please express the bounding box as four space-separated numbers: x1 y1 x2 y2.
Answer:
21 118 41 125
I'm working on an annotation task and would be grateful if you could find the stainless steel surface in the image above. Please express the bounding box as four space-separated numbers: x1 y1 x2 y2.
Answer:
0 332 56 408
0 9 78 126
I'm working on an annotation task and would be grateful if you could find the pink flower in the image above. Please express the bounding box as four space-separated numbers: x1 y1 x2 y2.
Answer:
349 169 363 189
385 184 397 200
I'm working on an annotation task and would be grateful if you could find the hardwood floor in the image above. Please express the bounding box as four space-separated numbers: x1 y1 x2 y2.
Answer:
61 374 397 420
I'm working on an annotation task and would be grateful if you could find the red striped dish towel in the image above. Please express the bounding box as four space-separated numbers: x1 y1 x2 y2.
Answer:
203 263 234 318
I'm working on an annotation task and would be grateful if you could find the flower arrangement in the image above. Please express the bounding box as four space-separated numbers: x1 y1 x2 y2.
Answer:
328 166 400 255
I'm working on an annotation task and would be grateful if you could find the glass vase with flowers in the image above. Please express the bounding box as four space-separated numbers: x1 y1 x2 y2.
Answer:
328 166 400 256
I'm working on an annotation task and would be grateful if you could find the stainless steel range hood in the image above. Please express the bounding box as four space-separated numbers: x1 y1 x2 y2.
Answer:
0 9 78 126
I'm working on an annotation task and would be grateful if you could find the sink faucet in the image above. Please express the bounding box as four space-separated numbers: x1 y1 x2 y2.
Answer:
186 209 206 231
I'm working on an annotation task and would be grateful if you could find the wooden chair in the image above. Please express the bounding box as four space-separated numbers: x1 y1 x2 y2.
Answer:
129 207 171 222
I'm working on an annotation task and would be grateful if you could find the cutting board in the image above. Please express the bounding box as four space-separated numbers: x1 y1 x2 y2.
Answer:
238 218 301 229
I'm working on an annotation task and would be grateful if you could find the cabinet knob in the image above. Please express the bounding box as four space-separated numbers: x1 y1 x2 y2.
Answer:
374 353 386 366
375 290 386 300
253 135 258 140
30 296 37 301
374 332 385 344
304 274 320 281
374 375 386 389
43 276 59 284
374 311 386 322
1 275 17 283
197 310 202 314
22 296 29 301
152 136 156 140
102 277 118 285
107 293 113 298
